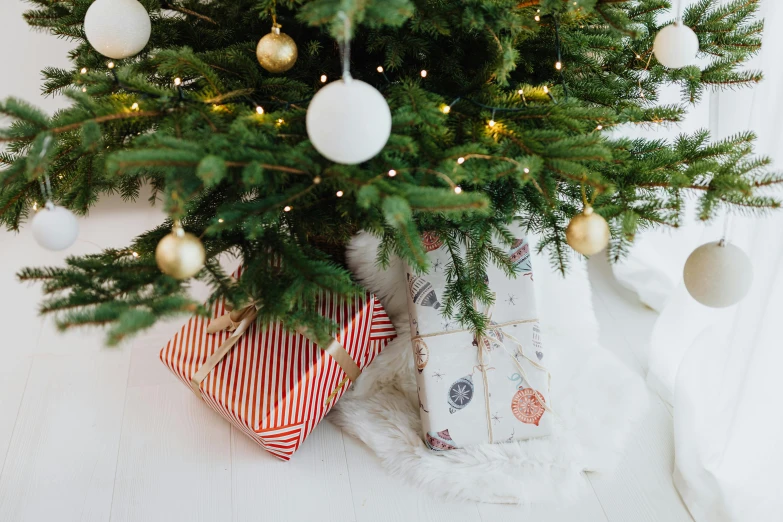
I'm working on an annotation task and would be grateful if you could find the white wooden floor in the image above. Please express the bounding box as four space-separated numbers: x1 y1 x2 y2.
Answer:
0 194 693 522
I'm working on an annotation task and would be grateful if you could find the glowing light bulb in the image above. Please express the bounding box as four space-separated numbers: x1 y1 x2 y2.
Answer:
596 124 603 130
174 77 182 86
488 119 496 127
80 67 88 74
313 176 322 184
131 102 139 111
534 15 540 21
283 205 292 212
336 190 344 197
377 66 384 73
256 106 264 115
543 85 549 93
82 87 87 93
320 74 327 83
454 186 463 194
457 157 465 164
523 167 530 174
555 61 562 70
277 118 284 125
132 251 139 258
388 169 397 177
441 105 451 114
218 218 224 223
107 61 115 69
420 70 428 78
33 202 38 211
517 89 524 95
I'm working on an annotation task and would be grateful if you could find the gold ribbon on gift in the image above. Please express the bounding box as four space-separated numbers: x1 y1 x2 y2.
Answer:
189 304 362 404
412 296 554 444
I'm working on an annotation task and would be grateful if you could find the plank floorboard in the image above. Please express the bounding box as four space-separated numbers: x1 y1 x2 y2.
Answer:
0 351 130 522
109 385 232 522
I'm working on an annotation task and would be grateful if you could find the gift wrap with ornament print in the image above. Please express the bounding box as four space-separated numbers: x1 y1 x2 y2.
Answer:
407 232 553 450
161 288 397 461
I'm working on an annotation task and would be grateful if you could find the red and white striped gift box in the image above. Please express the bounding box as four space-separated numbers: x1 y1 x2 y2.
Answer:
160 290 396 461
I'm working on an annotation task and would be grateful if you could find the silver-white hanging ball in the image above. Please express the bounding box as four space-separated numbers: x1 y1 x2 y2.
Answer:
84 0 151 59
653 23 699 69
306 78 392 165
683 240 753 308
31 202 79 251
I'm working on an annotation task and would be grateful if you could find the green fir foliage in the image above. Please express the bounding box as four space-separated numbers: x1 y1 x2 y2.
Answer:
3 0 781 342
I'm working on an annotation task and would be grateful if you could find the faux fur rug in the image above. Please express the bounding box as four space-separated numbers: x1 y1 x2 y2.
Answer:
330 232 650 505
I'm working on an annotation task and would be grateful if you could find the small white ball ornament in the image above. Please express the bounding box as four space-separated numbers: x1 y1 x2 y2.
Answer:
31 201 79 251
306 78 392 165
84 0 151 59
683 240 753 308
653 23 699 69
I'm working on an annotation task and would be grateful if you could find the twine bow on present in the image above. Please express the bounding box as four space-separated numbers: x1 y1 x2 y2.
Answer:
189 303 363 406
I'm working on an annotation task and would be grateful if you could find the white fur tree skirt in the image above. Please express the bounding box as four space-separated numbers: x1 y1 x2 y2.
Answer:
329 233 650 505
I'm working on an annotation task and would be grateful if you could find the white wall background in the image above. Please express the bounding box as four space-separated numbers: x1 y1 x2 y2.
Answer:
0 1 74 112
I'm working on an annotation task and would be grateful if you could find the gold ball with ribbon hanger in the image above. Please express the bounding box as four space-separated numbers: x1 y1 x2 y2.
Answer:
565 206 610 256
155 220 206 280
256 2 298 74
566 180 610 256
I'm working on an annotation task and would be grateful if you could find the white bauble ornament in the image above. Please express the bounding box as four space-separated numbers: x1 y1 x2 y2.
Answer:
306 79 392 165
31 202 79 251
653 23 699 69
683 240 753 308
84 0 151 59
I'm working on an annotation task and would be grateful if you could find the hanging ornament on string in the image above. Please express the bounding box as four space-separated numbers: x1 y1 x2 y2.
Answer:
31 167 80 253
566 206 610 256
32 202 79 251
84 0 151 59
306 12 391 165
566 182 610 256
683 218 753 308
30 139 79 251
155 221 206 280
653 1 698 69
256 2 298 73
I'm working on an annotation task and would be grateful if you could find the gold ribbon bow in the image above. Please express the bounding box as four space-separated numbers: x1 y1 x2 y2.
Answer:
190 304 363 406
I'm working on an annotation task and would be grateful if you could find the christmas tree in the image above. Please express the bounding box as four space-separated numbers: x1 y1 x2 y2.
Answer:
2 0 778 344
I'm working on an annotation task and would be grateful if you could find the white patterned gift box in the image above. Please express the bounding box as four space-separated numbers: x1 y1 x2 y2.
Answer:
406 231 553 450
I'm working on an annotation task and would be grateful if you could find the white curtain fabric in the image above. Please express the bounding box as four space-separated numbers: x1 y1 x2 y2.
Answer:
612 2 783 520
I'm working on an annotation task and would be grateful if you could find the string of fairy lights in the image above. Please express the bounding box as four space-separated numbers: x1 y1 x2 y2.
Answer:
71 6 623 232
33 1 745 308
71 8 582 210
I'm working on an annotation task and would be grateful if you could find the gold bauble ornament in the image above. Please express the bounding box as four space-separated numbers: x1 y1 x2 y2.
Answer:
256 23 298 73
155 222 206 280
565 206 610 256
